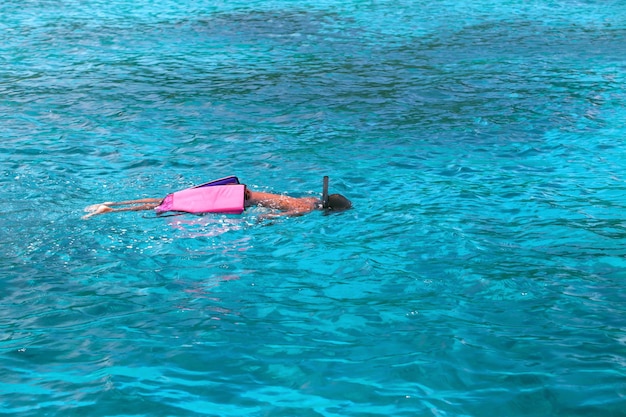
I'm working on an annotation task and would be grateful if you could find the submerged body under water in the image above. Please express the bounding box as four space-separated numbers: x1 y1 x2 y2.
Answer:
1 0 626 415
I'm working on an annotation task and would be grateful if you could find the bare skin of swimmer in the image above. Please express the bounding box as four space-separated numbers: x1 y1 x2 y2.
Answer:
246 191 318 216
82 191 319 219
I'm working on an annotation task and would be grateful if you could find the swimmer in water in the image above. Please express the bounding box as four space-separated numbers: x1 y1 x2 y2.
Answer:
82 179 351 219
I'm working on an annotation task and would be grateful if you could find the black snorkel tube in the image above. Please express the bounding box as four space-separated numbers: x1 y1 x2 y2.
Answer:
322 176 330 209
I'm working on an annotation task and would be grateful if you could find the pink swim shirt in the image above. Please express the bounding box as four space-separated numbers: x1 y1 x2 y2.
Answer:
155 184 245 215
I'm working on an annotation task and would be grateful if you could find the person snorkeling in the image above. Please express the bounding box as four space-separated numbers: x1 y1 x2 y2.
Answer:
82 176 351 220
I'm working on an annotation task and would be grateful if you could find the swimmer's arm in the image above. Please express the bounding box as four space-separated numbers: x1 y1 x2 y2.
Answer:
258 207 314 220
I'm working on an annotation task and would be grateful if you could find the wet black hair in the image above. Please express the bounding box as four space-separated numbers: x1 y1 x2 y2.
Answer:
327 193 352 211
321 176 351 212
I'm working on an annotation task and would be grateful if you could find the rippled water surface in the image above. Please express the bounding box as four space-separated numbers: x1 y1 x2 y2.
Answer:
2 0 626 415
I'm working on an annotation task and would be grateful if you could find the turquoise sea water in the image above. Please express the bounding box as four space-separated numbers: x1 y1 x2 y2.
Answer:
2 0 626 415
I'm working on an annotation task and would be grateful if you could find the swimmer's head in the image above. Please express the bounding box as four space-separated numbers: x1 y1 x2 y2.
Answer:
326 194 352 211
